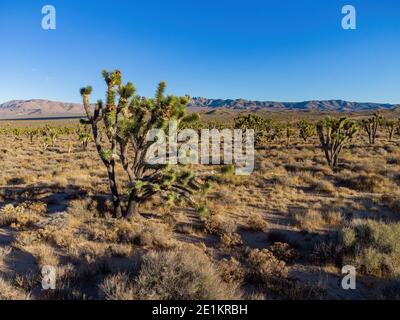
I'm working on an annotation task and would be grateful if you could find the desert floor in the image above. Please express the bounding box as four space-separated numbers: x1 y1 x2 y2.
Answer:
0 116 399 300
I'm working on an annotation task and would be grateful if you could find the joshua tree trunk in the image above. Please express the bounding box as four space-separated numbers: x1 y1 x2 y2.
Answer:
106 163 123 218
126 194 141 219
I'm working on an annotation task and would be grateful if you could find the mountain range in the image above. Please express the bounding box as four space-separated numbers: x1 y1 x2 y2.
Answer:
0 98 398 118
187 97 398 112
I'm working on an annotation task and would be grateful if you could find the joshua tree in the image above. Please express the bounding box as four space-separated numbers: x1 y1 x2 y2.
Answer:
25 128 39 144
361 112 383 144
285 123 293 147
234 114 267 146
297 120 316 142
316 117 358 168
80 69 204 218
42 125 59 146
383 119 398 142
77 125 91 151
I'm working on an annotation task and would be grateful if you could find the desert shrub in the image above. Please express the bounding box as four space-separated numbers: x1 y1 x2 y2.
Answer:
41 264 86 300
0 203 43 230
134 246 241 299
245 213 269 232
99 273 136 300
0 277 31 300
218 258 245 283
247 248 288 281
355 247 395 277
220 232 243 248
24 243 59 268
322 211 343 226
292 209 324 232
310 180 336 194
339 220 400 277
268 278 325 300
36 224 76 248
204 215 236 236
269 242 297 263
339 227 356 248
340 174 389 193
134 221 174 248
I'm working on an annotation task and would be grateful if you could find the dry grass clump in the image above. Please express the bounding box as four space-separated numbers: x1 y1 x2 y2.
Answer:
23 243 59 268
292 209 324 232
340 174 393 193
245 213 269 232
36 223 76 248
0 277 31 300
339 220 400 277
98 273 136 300
99 245 241 300
0 203 45 230
306 178 336 195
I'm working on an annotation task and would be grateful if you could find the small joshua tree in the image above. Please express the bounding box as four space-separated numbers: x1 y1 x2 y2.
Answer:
42 125 58 146
77 124 91 151
361 112 383 144
297 120 316 142
25 128 39 144
80 70 203 218
316 117 358 168
383 119 397 142
285 122 293 147
234 114 268 146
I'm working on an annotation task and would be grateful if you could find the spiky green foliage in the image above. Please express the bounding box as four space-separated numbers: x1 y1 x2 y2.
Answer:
316 117 358 168
80 70 203 218
234 114 266 146
297 120 316 142
361 112 383 144
76 125 91 151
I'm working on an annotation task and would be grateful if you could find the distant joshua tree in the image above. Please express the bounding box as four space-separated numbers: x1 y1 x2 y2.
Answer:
361 112 383 144
316 117 358 168
297 120 316 142
80 70 205 218
383 118 398 142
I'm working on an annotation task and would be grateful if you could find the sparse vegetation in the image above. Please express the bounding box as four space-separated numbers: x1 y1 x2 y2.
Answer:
1 97 400 300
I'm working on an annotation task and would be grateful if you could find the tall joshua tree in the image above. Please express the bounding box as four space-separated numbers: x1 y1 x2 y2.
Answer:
316 117 358 168
80 70 203 218
361 112 383 144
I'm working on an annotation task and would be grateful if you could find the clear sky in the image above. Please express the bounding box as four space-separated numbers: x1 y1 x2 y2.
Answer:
0 0 399 104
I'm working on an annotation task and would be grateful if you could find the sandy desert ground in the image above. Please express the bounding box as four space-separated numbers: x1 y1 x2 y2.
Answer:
0 113 399 300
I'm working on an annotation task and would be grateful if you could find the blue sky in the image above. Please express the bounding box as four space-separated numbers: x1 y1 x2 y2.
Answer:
0 0 399 104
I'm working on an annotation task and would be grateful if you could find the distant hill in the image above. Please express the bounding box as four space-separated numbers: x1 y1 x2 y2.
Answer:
188 97 398 112
0 99 83 117
0 98 398 118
